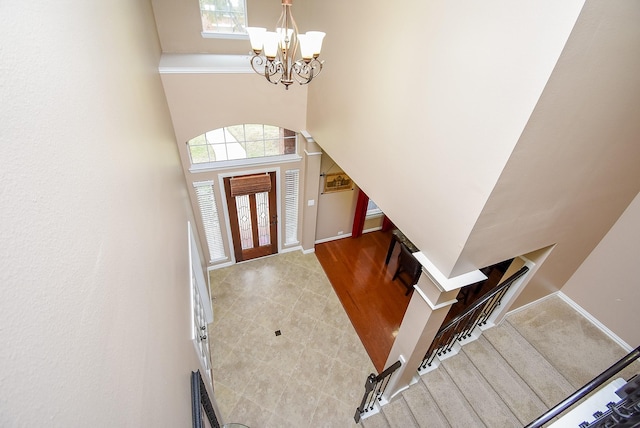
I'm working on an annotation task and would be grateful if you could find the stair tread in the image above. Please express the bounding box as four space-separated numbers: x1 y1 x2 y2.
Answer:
360 410 390 428
402 379 451 428
382 398 419 428
483 320 575 407
462 335 549 425
507 295 639 388
421 363 486 428
441 350 521 428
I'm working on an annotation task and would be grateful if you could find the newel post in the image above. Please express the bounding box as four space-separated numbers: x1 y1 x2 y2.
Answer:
381 252 486 401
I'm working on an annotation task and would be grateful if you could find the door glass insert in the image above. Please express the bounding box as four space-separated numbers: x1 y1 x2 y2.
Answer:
235 194 253 250
256 191 271 246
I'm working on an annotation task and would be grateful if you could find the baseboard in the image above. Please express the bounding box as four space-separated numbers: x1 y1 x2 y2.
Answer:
363 226 383 234
506 291 633 352
302 247 315 254
556 291 633 352
279 245 302 254
207 260 234 271
505 292 558 317
315 233 352 244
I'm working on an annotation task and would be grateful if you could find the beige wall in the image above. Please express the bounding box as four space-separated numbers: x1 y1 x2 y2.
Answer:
148 0 640 349
160 73 308 146
462 0 640 307
305 0 585 277
303 0 640 346
151 0 271 54
315 154 358 241
151 0 315 54
0 0 202 425
561 192 640 347
159 72 308 263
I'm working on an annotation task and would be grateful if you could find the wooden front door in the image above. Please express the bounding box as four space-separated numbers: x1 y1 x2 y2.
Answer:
224 172 278 262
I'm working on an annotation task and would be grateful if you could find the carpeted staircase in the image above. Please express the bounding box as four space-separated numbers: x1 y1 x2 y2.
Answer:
359 295 639 428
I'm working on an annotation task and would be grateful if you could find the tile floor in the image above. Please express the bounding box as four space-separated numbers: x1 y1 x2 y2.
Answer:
209 251 376 427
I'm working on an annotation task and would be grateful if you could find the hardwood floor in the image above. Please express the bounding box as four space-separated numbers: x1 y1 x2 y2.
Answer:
315 230 515 373
315 230 411 373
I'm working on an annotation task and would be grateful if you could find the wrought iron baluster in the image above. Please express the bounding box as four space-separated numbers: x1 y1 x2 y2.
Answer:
420 266 529 370
354 360 402 423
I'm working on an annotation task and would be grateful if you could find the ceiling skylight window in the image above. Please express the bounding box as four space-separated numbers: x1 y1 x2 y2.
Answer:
199 0 247 35
187 124 297 168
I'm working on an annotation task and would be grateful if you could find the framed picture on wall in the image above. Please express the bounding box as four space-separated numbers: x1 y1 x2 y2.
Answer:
323 172 353 193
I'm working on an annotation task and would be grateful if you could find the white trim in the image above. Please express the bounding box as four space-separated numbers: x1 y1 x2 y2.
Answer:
193 180 214 187
300 130 315 142
200 32 249 40
188 222 213 323
413 285 458 311
412 251 487 292
158 54 254 74
304 149 322 156
557 292 633 352
504 291 558 317
190 154 301 173
484 258 536 326
315 233 352 244
363 226 383 234
505 291 633 352
207 260 235 271
302 248 315 254
284 169 300 246
380 355 407 404
280 245 303 254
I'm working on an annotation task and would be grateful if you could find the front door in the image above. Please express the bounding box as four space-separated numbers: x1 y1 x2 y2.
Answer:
224 171 278 262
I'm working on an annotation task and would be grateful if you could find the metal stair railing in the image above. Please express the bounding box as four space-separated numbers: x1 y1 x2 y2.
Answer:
354 360 402 423
525 345 640 428
419 265 530 370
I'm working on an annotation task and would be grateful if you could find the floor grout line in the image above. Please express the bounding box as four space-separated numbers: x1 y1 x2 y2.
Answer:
209 251 374 427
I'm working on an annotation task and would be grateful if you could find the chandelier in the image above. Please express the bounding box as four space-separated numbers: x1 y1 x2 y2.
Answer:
246 0 325 90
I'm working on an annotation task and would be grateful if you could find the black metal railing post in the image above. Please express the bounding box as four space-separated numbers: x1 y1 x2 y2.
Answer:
354 360 402 423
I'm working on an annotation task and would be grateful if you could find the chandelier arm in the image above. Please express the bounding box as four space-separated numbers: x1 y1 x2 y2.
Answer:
291 59 324 85
264 60 284 85
250 54 266 75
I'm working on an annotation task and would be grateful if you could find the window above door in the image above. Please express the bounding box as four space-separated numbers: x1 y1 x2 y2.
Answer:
187 124 300 171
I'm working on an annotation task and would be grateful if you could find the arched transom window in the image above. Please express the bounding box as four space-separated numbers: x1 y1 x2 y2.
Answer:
187 124 297 166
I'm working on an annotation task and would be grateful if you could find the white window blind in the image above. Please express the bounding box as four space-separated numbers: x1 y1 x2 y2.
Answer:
284 170 300 245
193 181 226 262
